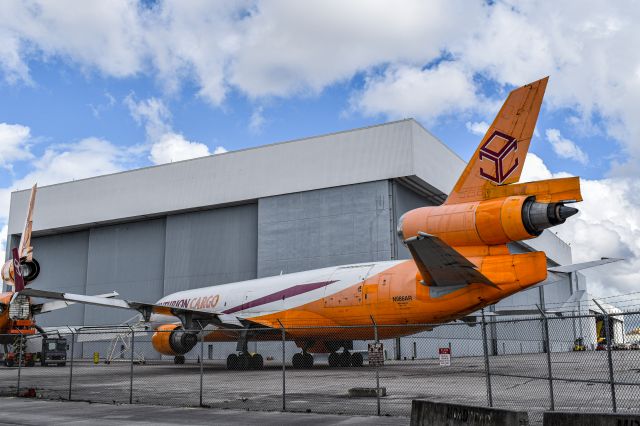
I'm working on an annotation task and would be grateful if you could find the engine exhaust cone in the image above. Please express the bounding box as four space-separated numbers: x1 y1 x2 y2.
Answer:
557 205 578 220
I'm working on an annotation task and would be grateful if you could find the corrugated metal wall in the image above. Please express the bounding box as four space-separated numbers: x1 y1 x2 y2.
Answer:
164 204 258 293
84 219 166 326
257 181 392 277
29 231 89 326
27 203 259 329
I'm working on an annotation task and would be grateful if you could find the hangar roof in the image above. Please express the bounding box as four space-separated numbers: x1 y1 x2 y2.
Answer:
9 119 465 235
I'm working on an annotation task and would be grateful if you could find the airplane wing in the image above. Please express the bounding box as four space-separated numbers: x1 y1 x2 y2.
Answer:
31 291 120 315
20 288 247 329
404 232 497 287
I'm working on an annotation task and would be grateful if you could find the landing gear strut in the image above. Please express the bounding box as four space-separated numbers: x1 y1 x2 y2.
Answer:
292 351 313 369
226 352 264 370
174 355 185 365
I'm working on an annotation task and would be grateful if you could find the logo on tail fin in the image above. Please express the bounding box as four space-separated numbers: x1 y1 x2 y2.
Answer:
12 248 25 292
479 131 518 184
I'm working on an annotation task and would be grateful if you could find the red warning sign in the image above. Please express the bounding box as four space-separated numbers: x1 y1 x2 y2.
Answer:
439 348 451 366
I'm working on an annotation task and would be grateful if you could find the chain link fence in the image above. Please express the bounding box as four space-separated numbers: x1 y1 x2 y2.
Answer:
1 309 640 423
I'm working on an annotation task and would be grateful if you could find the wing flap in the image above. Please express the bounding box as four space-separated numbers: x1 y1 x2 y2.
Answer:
405 232 497 287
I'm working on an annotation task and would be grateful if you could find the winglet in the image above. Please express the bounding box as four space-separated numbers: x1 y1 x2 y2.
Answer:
446 78 548 204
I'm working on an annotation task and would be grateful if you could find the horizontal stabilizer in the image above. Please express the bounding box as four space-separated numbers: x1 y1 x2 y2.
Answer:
404 232 497 287
548 258 623 274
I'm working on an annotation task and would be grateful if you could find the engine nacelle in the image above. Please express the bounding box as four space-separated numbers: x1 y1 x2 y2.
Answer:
151 324 198 356
1 258 40 284
398 196 578 246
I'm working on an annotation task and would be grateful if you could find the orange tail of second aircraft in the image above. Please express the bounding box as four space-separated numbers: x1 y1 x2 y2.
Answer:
446 77 548 205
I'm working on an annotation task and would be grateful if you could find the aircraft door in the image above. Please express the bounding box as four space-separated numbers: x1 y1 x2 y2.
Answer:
364 274 391 305
323 264 374 308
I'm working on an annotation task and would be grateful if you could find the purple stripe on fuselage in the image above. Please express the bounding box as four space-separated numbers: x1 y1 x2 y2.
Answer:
222 280 337 314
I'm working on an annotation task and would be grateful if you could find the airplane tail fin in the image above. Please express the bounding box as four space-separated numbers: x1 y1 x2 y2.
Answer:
18 184 37 262
11 247 25 292
445 77 548 205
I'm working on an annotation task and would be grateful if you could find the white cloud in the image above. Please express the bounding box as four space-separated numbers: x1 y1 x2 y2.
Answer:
249 106 265 134
522 153 640 298
466 121 490 136
149 132 211 164
12 137 125 188
545 128 589 165
0 223 6 253
125 95 172 142
213 146 228 155
352 62 486 124
1 0 640 170
0 136 130 248
125 95 212 164
230 1 481 98
0 123 33 170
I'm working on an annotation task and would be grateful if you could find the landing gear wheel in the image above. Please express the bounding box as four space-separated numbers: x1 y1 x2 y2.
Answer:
249 353 264 370
174 355 185 365
339 351 351 367
238 353 250 370
292 352 303 369
350 352 363 367
328 352 340 367
302 353 314 369
226 353 239 370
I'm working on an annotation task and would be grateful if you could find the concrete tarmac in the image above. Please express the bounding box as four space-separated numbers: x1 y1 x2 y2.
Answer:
1 351 639 425
0 398 404 426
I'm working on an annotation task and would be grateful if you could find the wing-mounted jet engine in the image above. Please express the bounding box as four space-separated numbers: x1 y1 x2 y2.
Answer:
151 324 198 360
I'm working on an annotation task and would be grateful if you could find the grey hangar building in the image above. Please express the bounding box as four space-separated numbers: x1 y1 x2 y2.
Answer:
4 119 609 359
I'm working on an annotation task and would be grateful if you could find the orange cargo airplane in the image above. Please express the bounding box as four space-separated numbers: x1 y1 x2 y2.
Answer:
0 185 41 342
19 77 612 370
0 185 116 351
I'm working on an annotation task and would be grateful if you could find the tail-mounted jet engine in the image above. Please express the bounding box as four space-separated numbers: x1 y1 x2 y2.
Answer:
151 324 198 356
1 257 40 284
398 195 578 246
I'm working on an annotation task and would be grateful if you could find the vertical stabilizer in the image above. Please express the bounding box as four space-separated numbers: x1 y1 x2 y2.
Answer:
445 77 548 204
17 184 37 262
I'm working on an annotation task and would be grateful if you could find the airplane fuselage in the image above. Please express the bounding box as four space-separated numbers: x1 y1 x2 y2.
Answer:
153 256 541 344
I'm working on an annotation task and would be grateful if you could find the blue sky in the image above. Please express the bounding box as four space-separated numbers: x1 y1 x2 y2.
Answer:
1 0 639 297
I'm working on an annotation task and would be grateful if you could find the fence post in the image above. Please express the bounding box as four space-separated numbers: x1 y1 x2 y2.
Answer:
370 315 381 417
593 299 617 412
199 338 204 407
129 327 134 404
537 306 555 411
16 330 23 397
481 309 493 407
68 330 75 401
278 320 286 412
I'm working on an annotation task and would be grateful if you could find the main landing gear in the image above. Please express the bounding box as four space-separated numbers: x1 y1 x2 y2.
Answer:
328 350 363 368
226 352 264 370
292 351 314 369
